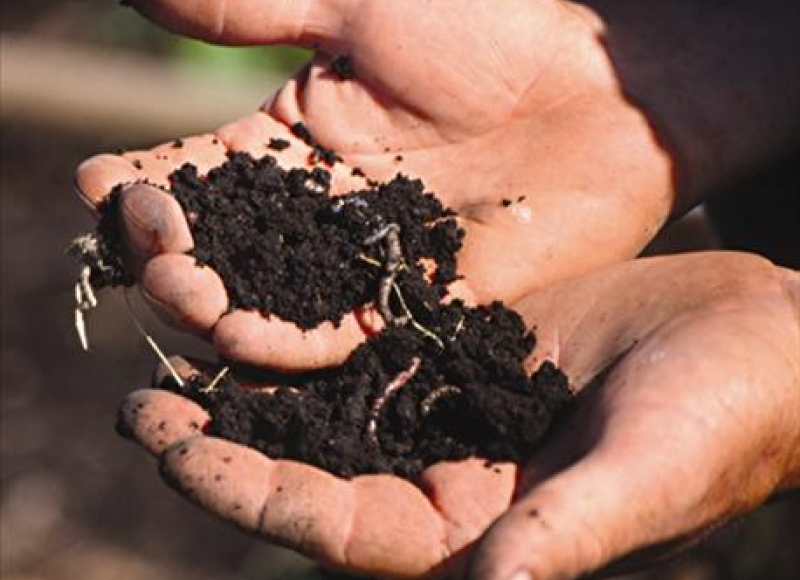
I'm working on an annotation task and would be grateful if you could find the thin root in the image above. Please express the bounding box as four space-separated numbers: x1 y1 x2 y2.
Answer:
75 308 89 351
450 316 466 342
364 223 400 246
123 290 185 387
367 222 445 348
70 234 104 351
392 284 444 349
79 266 98 309
356 253 382 268
201 366 230 393
73 266 98 351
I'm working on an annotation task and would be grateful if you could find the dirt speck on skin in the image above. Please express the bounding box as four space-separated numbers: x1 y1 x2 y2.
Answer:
268 138 290 151
290 122 342 166
331 55 354 80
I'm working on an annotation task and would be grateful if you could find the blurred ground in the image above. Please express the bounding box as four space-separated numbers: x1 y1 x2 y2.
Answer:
2 3 314 579
1 2 798 580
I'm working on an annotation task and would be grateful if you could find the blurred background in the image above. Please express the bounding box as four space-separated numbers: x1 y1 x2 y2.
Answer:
1 2 797 580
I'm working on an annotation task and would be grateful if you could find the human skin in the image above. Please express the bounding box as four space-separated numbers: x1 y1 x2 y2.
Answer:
75 0 798 370
118 252 800 579
74 0 800 577
78 0 646 370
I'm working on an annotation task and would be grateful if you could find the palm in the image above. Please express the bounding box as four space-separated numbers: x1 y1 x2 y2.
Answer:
265 0 664 303
270 0 568 172
76 0 674 370
120 253 799 579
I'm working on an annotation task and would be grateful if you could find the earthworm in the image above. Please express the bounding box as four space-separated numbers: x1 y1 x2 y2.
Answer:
420 385 463 416
367 356 421 441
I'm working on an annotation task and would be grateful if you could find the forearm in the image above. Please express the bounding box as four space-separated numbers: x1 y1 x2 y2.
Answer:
578 0 799 210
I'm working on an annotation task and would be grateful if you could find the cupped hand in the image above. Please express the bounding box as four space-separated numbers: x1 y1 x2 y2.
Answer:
75 0 676 371
117 252 800 579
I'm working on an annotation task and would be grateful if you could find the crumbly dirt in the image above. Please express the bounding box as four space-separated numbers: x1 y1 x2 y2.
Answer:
290 122 343 166
87 150 572 479
167 302 571 479
168 152 463 329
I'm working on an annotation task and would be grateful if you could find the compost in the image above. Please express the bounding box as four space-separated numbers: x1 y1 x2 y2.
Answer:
87 150 572 479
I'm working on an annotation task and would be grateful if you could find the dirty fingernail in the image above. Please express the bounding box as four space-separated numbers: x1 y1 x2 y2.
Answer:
75 154 139 208
120 184 193 257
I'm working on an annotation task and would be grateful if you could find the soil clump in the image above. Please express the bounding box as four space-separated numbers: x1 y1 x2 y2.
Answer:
169 309 570 479
86 150 572 479
169 152 462 329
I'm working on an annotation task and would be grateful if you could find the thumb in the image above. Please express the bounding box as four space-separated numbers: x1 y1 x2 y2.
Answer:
467 451 658 580
129 0 354 47
467 288 796 580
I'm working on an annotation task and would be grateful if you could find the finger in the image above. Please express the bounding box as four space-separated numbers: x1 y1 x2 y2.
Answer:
345 474 448 576
469 280 799 580
75 154 139 210
213 306 383 372
75 114 367 212
75 133 227 209
117 388 209 455
216 112 309 167
216 112 368 195
129 0 353 48
121 357 281 458
443 277 478 307
118 183 194 259
417 459 517 576
122 133 229 188
160 437 448 577
141 254 228 333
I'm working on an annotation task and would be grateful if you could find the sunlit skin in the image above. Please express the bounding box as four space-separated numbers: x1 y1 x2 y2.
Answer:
77 0 680 370
73 0 799 578
76 0 798 371
119 253 799 579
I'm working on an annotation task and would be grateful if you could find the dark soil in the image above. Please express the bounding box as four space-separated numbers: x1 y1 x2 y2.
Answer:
87 150 572 479
169 152 463 329
167 303 570 479
290 122 342 166
267 138 290 151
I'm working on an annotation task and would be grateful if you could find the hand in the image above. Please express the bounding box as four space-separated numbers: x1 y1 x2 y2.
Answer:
117 252 800 579
75 0 676 371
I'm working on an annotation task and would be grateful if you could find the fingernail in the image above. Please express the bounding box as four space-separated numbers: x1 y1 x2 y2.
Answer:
508 572 531 580
120 184 193 256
